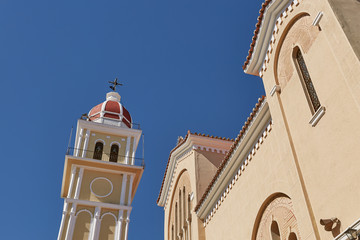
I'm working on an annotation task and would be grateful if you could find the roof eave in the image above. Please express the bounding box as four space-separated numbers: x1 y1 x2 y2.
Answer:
196 100 270 219
157 136 192 207
243 0 294 76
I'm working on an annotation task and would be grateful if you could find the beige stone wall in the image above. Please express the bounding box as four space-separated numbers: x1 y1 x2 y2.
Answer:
164 147 226 240
195 150 224 201
99 212 117 240
261 0 360 238
79 169 123 204
203 123 314 240
61 206 121 240
327 0 360 60
164 151 199 240
161 1 360 239
167 170 192 240
86 131 127 163
255 196 301 240
73 206 94 240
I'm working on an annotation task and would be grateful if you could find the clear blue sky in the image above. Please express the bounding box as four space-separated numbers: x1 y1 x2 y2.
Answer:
0 0 265 239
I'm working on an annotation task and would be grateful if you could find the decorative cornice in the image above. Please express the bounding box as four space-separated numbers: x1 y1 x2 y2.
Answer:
258 0 302 78
202 122 272 226
243 0 296 76
157 132 233 207
193 145 228 154
195 96 268 216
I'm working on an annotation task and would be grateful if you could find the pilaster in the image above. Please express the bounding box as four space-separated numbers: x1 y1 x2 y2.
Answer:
120 174 128 205
127 175 134 205
125 137 131 164
74 168 84 199
90 207 101 240
57 201 68 240
123 218 130 240
74 128 83 157
115 210 124 240
82 130 90 158
65 204 77 240
67 167 77 198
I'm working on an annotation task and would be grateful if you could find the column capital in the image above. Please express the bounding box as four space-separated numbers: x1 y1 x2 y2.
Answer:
94 207 101 219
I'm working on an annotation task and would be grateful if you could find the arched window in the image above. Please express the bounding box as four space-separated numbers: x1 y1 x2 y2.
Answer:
294 48 321 113
175 203 178 236
183 187 186 225
288 232 298 240
109 144 119 162
179 190 182 229
93 142 103 160
171 225 174 240
187 193 191 220
187 193 192 240
271 221 281 240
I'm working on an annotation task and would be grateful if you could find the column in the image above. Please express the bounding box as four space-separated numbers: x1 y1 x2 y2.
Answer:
81 130 90 158
120 174 128 205
125 137 131 164
114 210 124 240
123 218 130 240
74 128 83 157
74 168 84 199
57 201 68 240
131 138 136 165
90 207 101 240
186 219 191 240
127 175 134 205
67 167 77 198
65 204 77 240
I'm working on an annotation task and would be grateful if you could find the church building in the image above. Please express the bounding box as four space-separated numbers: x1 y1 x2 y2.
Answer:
57 89 144 240
157 0 360 239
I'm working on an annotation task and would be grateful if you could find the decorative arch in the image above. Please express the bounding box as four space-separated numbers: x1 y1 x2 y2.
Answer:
75 209 93 218
94 139 106 145
252 193 301 240
110 141 121 148
73 209 92 240
101 212 117 221
99 212 117 240
273 12 319 87
167 169 192 240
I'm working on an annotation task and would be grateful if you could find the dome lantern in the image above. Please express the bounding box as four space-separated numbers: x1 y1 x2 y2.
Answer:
88 91 132 128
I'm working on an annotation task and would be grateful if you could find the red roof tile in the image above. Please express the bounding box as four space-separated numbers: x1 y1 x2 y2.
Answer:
243 0 272 71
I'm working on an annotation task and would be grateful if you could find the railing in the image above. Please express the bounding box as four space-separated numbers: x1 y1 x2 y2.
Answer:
131 122 141 130
81 117 141 130
66 147 145 168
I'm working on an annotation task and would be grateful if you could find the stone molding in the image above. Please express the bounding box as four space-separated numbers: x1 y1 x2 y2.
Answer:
203 121 272 226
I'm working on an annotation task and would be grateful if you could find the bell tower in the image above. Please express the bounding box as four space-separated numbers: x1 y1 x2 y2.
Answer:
57 89 144 240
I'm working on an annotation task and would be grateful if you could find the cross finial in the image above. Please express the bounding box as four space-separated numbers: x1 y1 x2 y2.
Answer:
108 78 123 91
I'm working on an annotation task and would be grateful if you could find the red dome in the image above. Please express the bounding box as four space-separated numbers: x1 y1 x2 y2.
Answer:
88 92 132 128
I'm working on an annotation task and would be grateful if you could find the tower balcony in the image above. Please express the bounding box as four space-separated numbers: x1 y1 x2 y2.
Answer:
66 147 145 168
